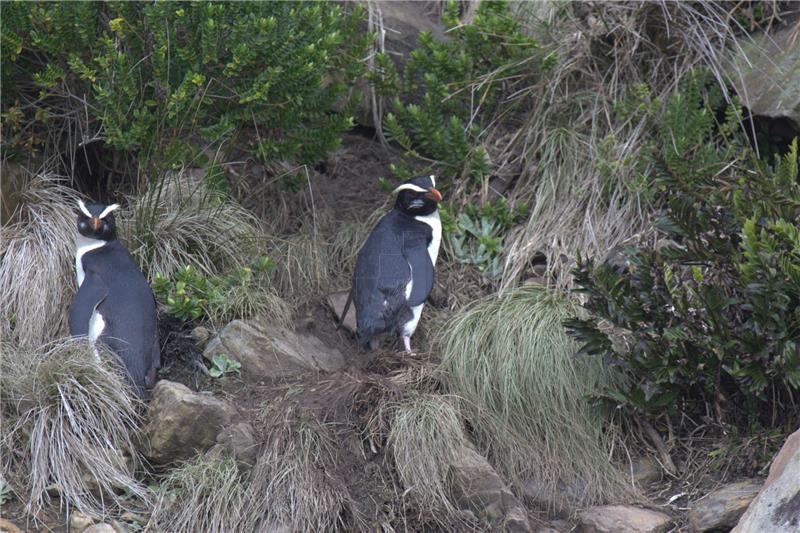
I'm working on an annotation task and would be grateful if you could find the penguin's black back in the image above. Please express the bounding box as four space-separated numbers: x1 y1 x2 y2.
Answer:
69 240 159 397
353 209 433 347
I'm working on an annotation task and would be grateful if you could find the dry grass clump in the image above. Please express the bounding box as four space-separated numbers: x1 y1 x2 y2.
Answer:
148 454 248 533
387 393 469 522
244 402 354 532
121 170 266 282
0 174 79 347
439 285 636 509
495 1 763 289
0 338 148 518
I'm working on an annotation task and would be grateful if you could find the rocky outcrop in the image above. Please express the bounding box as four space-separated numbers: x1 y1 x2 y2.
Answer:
733 427 800 533
143 380 237 464
688 480 762 532
576 505 671 533
449 445 531 532
203 320 345 381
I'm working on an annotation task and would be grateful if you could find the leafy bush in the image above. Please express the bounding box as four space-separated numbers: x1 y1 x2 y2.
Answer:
2 2 369 173
152 256 289 327
567 71 800 422
373 0 550 183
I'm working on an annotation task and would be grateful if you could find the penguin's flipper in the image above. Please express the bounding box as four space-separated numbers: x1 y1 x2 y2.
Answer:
403 234 434 306
68 271 108 336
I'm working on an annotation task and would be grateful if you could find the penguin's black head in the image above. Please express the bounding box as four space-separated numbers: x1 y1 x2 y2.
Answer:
393 175 442 216
76 200 120 241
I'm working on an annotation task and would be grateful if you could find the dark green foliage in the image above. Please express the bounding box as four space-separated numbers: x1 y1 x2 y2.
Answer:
373 0 548 183
2 2 369 171
152 257 278 323
566 71 800 422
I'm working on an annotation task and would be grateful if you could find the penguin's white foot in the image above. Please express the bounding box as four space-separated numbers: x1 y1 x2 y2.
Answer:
402 336 417 356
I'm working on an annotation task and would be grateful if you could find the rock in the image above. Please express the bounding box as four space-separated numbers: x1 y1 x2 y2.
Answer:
191 326 211 344
631 456 661 486
110 521 130 533
203 320 345 381
82 525 115 533
207 421 259 470
688 480 762 532
730 24 800 128
326 291 356 334
0 518 27 533
733 428 800 533
577 505 671 533
69 511 96 533
522 478 588 516
143 380 237 464
449 445 531 532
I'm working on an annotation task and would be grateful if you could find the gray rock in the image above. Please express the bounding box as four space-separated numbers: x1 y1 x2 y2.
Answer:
208 421 259 470
730 24 800 127
688 480 762 532
143 380 237 464
68 511 95 533
326 291 357 334
203 320 345 380
449 445 531 532
82 525 115 533
577 505 671 533
631 456 661 486
733 428 800 533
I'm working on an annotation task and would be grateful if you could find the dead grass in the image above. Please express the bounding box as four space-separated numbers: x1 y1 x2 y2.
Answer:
148 454 248 533
0 174 79 347
0 338 148 519
487 1 765 289
439 285 637 510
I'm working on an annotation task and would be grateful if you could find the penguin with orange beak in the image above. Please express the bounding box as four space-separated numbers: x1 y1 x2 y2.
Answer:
69 200 160 397
350 175 443 352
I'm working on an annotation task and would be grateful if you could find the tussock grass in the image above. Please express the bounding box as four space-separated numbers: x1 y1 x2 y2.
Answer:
0 174 79 347
122 170 266 282
494 1 759 289
439 285 635 509
245 403 354 532
268 229 332 301
0 338 148 518
149 454 248 533
387 393 468 522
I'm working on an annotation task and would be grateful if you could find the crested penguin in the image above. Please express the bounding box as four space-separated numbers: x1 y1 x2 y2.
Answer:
351 175 442 352
68 200 160 397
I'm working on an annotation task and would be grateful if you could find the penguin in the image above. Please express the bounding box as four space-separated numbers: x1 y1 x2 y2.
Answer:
350 175 442 352
68 200 160 398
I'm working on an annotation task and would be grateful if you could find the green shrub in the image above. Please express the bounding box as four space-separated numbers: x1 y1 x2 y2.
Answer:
152 256 289 327
567 71 800 422
373 0 549 183
2 2 369 172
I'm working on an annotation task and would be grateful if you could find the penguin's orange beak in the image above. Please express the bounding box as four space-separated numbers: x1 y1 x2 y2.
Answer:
89 217 102 231
425 188 443 202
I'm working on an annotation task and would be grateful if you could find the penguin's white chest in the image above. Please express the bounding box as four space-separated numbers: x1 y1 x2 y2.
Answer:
75 235 106 287
402 211 442 337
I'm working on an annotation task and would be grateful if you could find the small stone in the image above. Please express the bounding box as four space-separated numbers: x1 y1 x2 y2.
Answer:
207 421 259 470
0 518 27 533
191 326 211 344
110 520 130 533
688 480 762 532
631 456 661 486
68 511 95 533
143 380 237 464
577 505 671 533
82 525 115 533
326 291 356 334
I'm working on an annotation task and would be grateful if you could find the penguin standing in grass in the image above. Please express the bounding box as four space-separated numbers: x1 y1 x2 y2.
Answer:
69 200 160 398
350 175 442 352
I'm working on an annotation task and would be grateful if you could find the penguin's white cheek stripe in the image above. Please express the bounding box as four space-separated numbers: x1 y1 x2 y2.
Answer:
78 199 93 218
98 203 120 219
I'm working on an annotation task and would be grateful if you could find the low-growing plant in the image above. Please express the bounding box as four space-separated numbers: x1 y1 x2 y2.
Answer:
441 199 528 279
566 71 800 424
207 354 242 379
152 256 289 328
